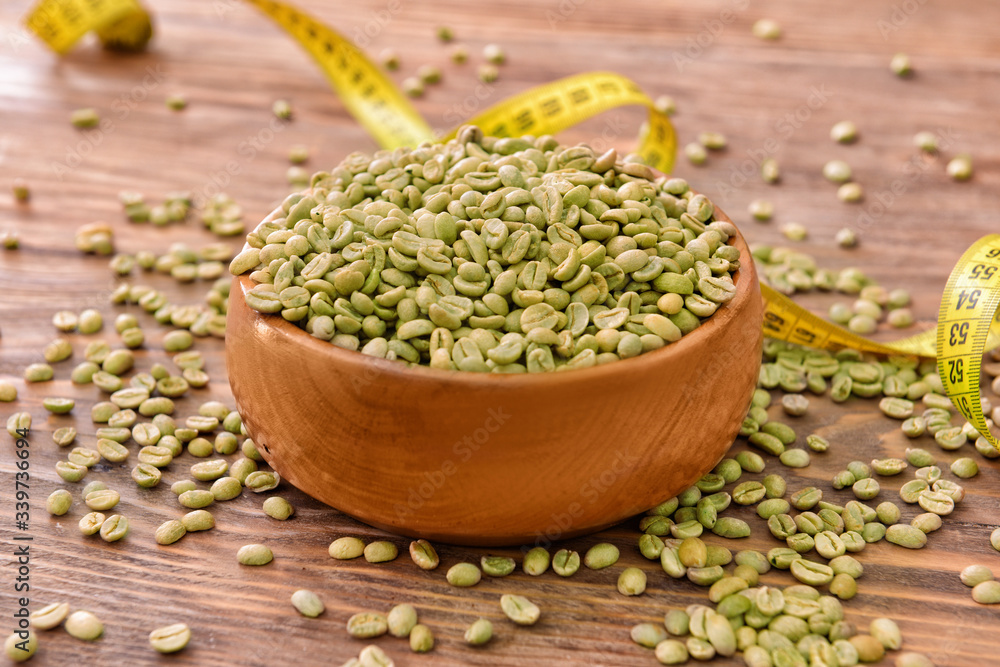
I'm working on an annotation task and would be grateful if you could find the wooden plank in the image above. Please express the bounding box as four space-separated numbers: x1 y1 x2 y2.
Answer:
1 0 999 664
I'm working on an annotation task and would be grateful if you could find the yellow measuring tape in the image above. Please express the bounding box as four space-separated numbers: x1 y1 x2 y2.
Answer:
442 71 677 174
936 235 1000 448
23 0 1000 447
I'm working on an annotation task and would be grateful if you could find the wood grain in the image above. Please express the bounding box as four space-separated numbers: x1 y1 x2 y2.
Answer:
1 0 999 665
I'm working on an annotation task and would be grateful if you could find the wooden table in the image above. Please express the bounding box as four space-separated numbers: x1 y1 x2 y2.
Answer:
2 0 999 664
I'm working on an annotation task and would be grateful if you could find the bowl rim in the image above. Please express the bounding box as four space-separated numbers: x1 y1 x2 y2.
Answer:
230 205 758 389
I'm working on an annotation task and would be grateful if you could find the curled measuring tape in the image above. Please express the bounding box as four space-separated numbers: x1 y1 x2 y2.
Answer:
25 0 675 172
24 0 1000 448
936 235 1000 449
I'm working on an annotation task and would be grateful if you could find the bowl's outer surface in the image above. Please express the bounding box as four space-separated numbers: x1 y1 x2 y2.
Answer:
227 209 763 546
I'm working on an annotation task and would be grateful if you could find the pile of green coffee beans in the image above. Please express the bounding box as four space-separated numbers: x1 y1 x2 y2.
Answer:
230 124 743 372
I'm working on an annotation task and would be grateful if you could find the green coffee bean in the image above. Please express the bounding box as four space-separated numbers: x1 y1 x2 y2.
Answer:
868 460 905 480
408 623 433 653
364 540 398 563
631 622 667 648
687 565 725 586
107 409 137 429
917 490 954 515
347 612 388 638
178 490 214 509
552 548 580 576
464 618 493 645
847 634 886 663
330 537 365 559
932 479 964 502
46 489 73 515
65 610 104 641
138 445 172 467
779 448 810 468
55 460 87 483
29 601 69 630
749 431 785 456
733 481 766 505
447 562 482 587
712 517 750 538
187 437 213 457
191 459 229 481
181 510 215 532
735 451 765 473
895 652 937 667
42 397 75 414
262 496 294 519
79 512 106 536
654 638 689 664
500 594 540 625
639 534 665 560
23 363 53 383
972 580 1000 604
763 474 787 498
155 520 187 545
875 501 901 525
951 457 979 478
904 447 934 466
245 470 280 492
7 412 31 437
0 381 17 403
617 567 647 596
387 604 417 637
815 531 847 559
357 644 393 666
85 489 120 511
523 546 551 575
960 564 994 588
99 515 129 542
714 458 742 483
149 623 191 653
131 463 162 487
790 487 822 511
886 524 927 549
481 555 516 577
408 539 439 570
852 478 880 500
584 542 619 569
237 543 273 565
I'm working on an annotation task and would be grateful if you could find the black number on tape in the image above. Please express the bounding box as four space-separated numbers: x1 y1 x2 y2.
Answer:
957 395 973 420
948 359 964 384
763 312 785 333
949 321 969 346
956 288 981 310
970 264 997 280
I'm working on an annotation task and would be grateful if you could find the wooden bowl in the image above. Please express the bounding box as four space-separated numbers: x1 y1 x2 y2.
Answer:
226 204 763 546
